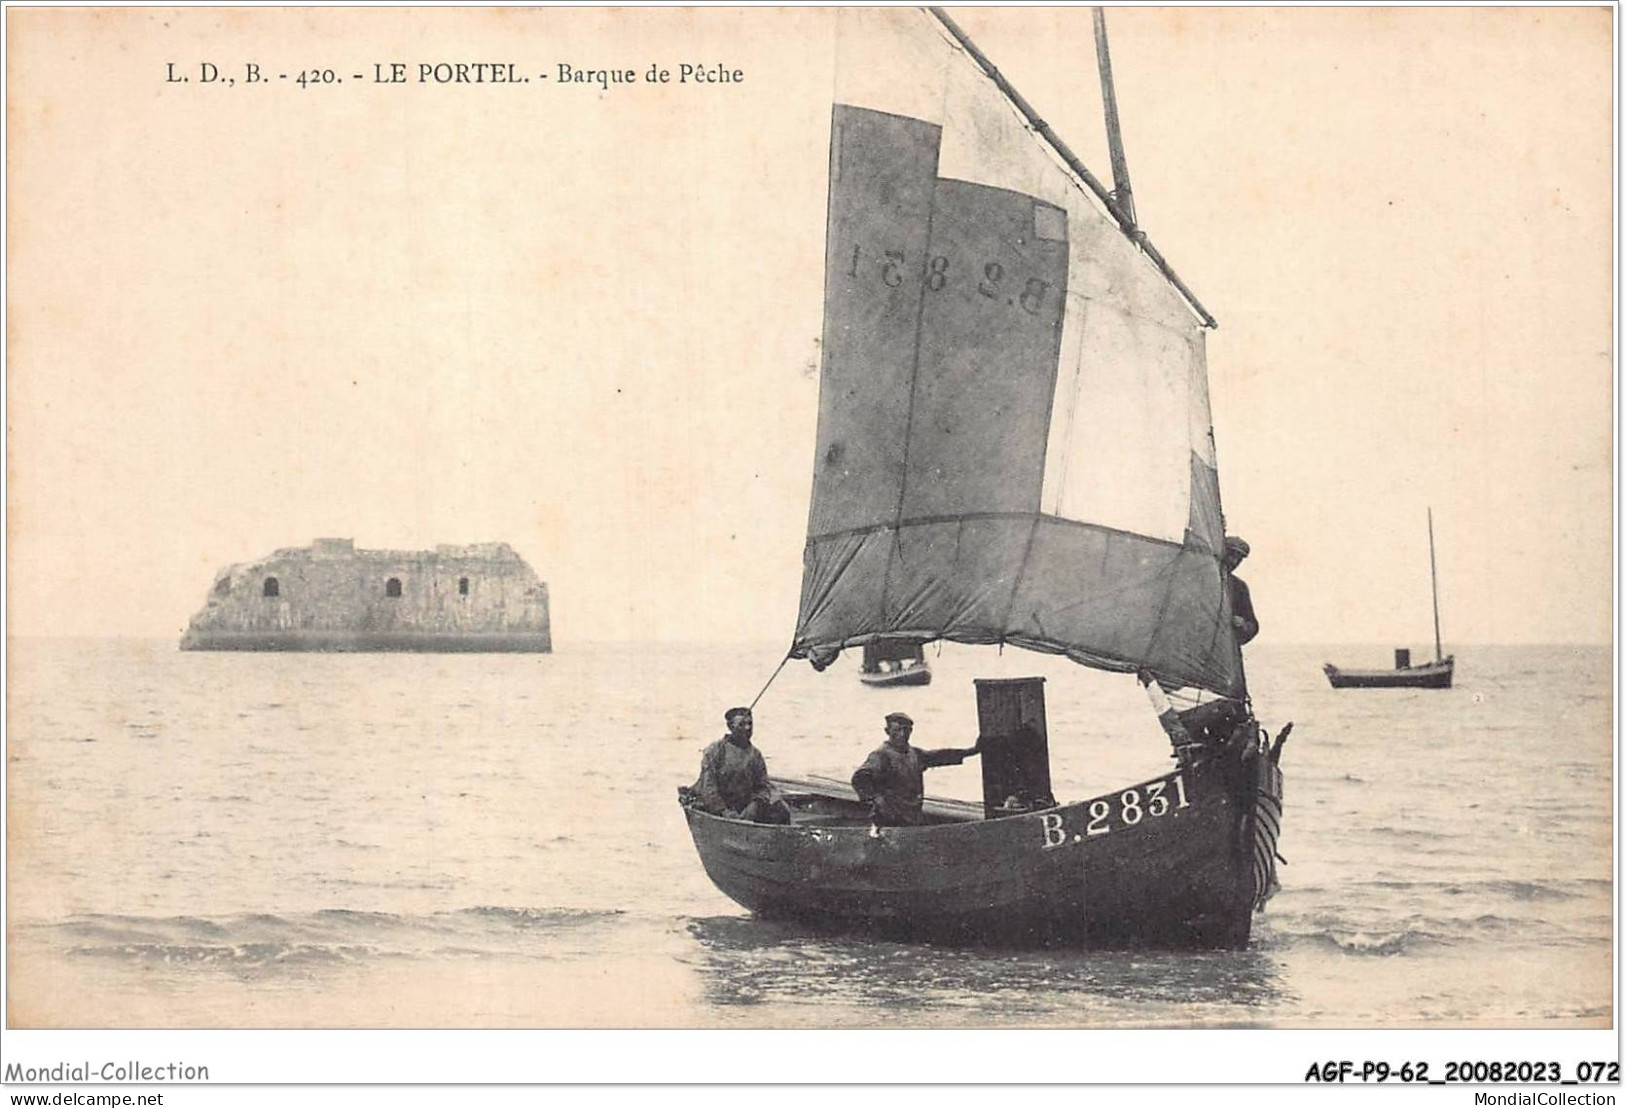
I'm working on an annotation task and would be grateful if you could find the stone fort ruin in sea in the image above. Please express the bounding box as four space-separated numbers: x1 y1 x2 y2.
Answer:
180 538 551 652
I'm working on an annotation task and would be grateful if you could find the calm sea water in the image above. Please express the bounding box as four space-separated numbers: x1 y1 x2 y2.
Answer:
5 637 1612 1028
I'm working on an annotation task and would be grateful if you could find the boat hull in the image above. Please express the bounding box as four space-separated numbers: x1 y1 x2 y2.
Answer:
858 664 932 688
682 746 1281 950
1323 656 1453 689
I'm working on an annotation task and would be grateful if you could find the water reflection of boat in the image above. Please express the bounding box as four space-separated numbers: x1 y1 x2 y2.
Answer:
680 7 1286 950
859 639 932 687
683 915 1286 1021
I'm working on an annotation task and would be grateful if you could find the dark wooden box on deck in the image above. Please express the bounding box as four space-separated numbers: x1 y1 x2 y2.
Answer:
973 677 1053 818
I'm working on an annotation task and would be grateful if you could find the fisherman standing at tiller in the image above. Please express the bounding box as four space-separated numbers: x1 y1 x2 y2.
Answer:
851 712 981 827
1141 535 1259 766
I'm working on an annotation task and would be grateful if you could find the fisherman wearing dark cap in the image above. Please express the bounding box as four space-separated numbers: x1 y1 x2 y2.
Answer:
851 712 981 828
1223 536 1259 647
689 707 792 824
1136 535 1259 768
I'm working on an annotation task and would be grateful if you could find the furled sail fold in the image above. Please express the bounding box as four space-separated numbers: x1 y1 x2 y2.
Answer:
793 8 1242 698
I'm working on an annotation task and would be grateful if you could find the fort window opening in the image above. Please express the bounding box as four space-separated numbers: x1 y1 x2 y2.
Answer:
386 577 403 598
262 577 279 598
459 577 470 596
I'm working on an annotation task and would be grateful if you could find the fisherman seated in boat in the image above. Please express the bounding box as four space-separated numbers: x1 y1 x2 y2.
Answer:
1223 536 1259 647
688 707 792 824
851 712 980 828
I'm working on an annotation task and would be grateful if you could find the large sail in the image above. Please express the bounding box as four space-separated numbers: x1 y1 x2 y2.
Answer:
792 8 1243 697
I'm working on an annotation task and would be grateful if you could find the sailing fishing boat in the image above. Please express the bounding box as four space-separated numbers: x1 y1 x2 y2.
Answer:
1323 509 1455 689
680 8 1287 949
859 638 933 687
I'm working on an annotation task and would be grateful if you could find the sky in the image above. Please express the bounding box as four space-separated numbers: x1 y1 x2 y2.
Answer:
7 6 1614 647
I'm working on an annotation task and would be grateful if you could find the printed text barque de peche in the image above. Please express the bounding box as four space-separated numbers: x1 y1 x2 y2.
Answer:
164 62 744 90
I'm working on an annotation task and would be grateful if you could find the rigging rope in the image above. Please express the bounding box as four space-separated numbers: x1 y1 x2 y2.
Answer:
748 654 793 711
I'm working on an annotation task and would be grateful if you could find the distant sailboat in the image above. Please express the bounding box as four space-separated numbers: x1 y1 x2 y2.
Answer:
679 7 1287 949
860 638 932 687
1323 509 1455 689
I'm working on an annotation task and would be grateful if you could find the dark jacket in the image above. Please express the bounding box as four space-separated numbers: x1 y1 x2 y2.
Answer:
693 737 775 816
851 742 974 827
1229 574 1259 646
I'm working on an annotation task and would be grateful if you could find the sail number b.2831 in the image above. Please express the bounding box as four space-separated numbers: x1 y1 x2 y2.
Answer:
846 244 1052 318
1039 775 1190 848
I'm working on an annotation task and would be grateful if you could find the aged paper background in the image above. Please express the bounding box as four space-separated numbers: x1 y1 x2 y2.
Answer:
8 6 1612 648
5 1 1614 1069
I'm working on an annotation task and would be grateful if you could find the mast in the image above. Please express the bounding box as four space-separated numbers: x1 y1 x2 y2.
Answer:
926 6 1216 329
1092 8 1136 229
1428 507 1443 663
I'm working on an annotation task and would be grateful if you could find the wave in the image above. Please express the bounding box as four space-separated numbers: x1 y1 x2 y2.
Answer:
20 905 631 975
1471 879 1594 902
1314 930 1436 956
1261 902 1606 956
1364 827 1452 843
68 940 387 971
1292 877 1604 902
455 905 624 928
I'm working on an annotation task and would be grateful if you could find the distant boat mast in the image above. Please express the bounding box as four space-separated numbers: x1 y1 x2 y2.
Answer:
1428 507 1443 663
